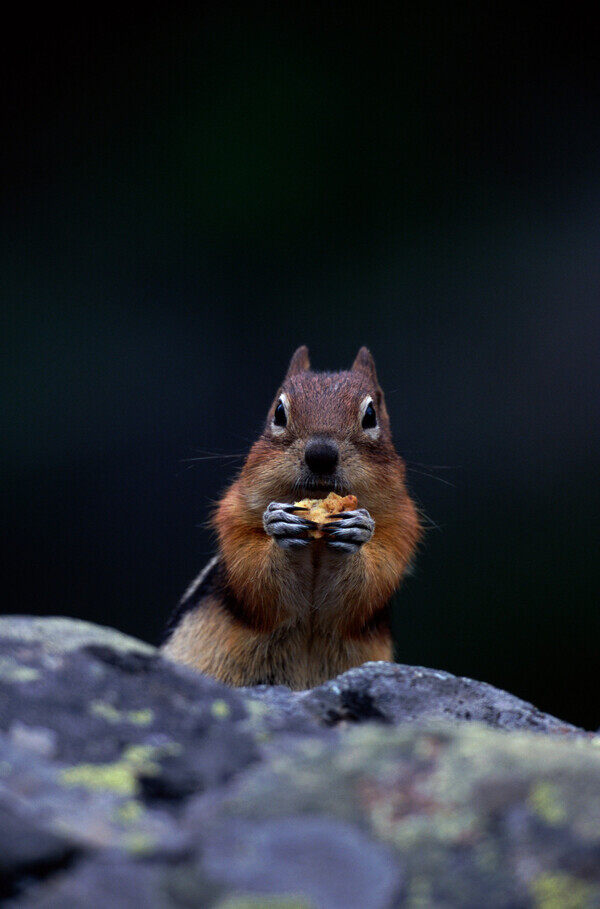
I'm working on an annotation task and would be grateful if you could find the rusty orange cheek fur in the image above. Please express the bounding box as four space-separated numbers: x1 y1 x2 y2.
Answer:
237 440 303 515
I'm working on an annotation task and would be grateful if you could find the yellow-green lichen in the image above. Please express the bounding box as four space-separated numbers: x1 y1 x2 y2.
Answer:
90 701 122 723
531 872 595 909
60 762 139 795
59 743 178 795
123 832 157 855
127 709 154 726
211 699 231 719
0 658 40 682
121 744 161 766
527 781 567 826
115 799 144 825
216 896 314 909
89 701 154 726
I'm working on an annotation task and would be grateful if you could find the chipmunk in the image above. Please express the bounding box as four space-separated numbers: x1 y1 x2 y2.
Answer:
161 346 421 689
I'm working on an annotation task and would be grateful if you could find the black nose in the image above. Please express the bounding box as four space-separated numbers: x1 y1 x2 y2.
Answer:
304 438 339 474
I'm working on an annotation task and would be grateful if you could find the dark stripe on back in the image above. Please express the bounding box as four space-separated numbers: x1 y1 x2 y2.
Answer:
160 557 255 645
160 558 220 645
219 581 257 629
360 602 391 637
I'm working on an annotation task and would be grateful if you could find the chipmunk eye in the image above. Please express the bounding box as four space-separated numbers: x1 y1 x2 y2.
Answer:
362 402 377 430
273 399 287 427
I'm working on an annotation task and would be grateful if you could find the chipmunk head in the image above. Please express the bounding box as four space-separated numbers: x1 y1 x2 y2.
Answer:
242 345 407 515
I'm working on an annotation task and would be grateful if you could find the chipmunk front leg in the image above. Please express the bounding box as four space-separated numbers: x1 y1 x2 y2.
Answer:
263 502 316 550
322 509 375 554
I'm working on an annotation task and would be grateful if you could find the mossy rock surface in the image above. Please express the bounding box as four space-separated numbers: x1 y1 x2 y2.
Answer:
0 617 598 907
0 615 155 656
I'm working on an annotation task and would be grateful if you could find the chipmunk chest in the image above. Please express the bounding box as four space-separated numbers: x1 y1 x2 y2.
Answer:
288 543 345 608
260 623 352 689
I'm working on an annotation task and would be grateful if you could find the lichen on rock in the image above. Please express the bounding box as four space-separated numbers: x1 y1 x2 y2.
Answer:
0 615 598 907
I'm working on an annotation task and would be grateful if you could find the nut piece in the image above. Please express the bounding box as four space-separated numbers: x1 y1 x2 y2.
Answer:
293 492 358 539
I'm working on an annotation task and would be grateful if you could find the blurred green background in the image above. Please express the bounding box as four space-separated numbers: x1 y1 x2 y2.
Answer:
2 5 599 727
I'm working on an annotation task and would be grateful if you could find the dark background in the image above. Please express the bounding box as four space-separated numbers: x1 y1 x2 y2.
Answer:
3 5 599 728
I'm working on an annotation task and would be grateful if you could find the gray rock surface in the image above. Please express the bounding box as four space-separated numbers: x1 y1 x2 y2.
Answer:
244 660 582 734
0 616 155 656
0 616 598 907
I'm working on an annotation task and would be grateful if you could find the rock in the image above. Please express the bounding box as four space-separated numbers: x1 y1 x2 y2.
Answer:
0 616 155 657
0 806 79 901
244 660 582 735
198 815 402 909
0 616 598 907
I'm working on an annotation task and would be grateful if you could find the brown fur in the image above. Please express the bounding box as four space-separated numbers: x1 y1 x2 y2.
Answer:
162 346 422 689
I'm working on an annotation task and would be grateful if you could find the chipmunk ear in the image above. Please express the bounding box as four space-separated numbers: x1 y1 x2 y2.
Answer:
285 345 310 378
353 346 390 427
351 346 378 384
